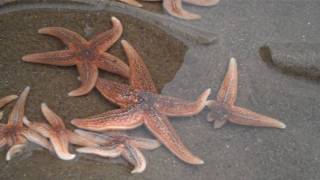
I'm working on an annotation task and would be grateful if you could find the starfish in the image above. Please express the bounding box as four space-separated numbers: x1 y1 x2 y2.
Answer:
23 103 98 160
0 94 18 120
0 87 53 161
206 58 286 129
22 16 129 97
75 129 160 173
117 0 220 20
71 40 211 165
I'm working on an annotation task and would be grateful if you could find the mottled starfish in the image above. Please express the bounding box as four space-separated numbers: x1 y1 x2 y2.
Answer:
23 103 98 160
75 129 160 173
117 0 220 20
206 58 286 129
22 17 129 96
71 40 211 165
0 87 53 161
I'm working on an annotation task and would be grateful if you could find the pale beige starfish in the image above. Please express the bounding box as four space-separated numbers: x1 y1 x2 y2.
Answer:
206 58 286 129
0 87 53 161
75 129 160 173
23 103 98 160
117 0 220 20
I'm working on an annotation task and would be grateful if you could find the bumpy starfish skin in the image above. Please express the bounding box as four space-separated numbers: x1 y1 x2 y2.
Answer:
22 17 129 96
75 129 160 173
23 103 98 160
72 40 211 165
117 0 220 20
206 58 286 129
0 87 53 161
0 95 18 120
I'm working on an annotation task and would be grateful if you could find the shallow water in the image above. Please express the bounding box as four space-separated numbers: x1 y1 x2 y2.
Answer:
0 1 320 180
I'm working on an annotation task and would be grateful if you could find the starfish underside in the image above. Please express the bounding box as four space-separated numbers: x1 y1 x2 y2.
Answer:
75 129 160 173
71 40 211 165
23 103 98 160
22 17 129 97
117 0 220 20
0 87 52 161
206 58 286 129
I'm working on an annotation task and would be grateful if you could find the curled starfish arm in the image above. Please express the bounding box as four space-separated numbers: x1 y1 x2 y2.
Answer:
21 128 53 151
49 132 76 160
7 86 30 127
38 27 87 50
182 0 220 6
68 62 98 96
229 106 286 129
127 137 161 150
67 130 98 147
71 108 144 132
41 103 65 129
121 40 157 93
154 89 211 117
76 144 124 158
96 53 129 78
163 0 201 20
144 111 203 165
217 58 238 106
90 17 124 52
22 50 77 66
6 143 27 161
118 0 143 7
0 95 17 109
122 143 147 174
96 78 136 107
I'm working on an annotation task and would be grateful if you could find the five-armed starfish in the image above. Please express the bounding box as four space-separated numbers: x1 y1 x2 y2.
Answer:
23 103 98 160
22 17 129 97
71 40 211 165
0 87 53 161
75 129 160 173
117 0 220 20
206 58 286 129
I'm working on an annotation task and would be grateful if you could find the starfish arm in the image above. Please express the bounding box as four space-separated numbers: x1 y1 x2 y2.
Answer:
154 89 211 117
118 0 143 7
67 130 98 147
89 17 123 52
49 132 76 160
7 87 30 127
122 144 147 174
22 128 53 151
163 0 201 20
0 95 17 109
23 117 51 138
144 111 204 165
121 40 157 93
71 108 144 132
38 27 87 50
96 78 136 108
74 129 114 144
22 50 77 66
182 0 220 6
127 136 161 150
6 143 27 161
217 58 238 106
68 62 98 96
96 53 130 78
41 103 66 129
229 106 286 129
76 144 124 158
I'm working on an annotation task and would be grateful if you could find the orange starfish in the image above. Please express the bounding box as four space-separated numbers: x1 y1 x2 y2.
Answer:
117 0 220 20
0 87 52 161
23 103 98 160
206 58 286 129
75 129 160 173
71 40 211 165
22 17 129 97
